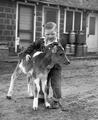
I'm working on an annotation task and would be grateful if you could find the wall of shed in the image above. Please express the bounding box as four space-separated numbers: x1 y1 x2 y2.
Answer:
0 0 88 59
0 0 16 59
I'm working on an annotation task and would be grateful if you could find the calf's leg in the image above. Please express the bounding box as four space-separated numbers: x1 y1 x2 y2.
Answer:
27 75 34 98
41 78 50 108
7 63 22 99
33 78 40 110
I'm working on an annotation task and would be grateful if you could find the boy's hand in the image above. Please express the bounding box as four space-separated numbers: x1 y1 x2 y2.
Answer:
26 54 31 61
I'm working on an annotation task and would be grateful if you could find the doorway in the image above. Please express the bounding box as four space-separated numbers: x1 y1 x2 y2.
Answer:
86 13 98 52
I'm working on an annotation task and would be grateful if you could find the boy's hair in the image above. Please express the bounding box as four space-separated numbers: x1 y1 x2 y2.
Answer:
44 22 57 32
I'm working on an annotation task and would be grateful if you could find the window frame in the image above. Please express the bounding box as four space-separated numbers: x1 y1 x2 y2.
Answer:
15 2 36 51
89 16 96 35
64 9 83 33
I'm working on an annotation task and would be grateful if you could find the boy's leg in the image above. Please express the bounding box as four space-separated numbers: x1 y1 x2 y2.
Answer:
48 64 62 108
39 64 62 104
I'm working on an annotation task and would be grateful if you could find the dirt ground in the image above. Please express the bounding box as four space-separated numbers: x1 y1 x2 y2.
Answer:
0 59 98 120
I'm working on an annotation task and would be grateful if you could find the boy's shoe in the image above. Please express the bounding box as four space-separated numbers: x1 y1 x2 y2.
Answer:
49 98 60 109
50 101 60 109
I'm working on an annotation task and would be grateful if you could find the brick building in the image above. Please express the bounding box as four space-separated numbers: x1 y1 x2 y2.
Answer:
0 0 98 59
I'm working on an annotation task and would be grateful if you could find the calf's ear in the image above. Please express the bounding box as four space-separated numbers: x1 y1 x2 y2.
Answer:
58 42 64 50
52 45 57 53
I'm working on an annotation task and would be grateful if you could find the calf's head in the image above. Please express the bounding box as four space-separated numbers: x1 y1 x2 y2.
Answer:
51 45 70 65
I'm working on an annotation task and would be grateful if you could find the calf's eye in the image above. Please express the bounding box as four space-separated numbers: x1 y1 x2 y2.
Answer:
59 53 63 56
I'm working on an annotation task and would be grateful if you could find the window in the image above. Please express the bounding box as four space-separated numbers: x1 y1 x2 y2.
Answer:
66 11 73 32
44 7 58 25
89 17 96 35
17 4 35 48
74 12 81 31
65 10 82 32
43 7 59 37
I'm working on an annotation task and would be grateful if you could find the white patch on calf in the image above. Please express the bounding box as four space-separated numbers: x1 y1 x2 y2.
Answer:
61 45 64 50
45 102 51 108
33 51 43 58
33 98 38 110
34 78 40 92
28 69 33 75
58 43 64 50
19 60 27 74
33 78 40 110
27 83 33 97
26 54 31 61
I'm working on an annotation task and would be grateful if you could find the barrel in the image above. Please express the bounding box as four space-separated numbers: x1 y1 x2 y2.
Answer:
75 44 87 57
76 31 86 45
70 44 75 55
82 44 87 56
65 44 71 54
61 33 69 49
69 31 76 44
75 45 83 57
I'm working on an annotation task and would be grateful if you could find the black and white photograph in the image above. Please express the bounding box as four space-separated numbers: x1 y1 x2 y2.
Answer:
0 0 98 120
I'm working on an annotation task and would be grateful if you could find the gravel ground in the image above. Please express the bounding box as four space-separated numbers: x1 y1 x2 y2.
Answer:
0 59 98 120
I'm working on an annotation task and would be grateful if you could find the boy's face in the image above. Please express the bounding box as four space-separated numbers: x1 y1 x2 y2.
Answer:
45 30 57 42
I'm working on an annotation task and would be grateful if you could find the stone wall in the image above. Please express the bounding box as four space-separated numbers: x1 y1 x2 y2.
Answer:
36 4 43 40
0 0 16 59
59 7 64 38
0 0 16 42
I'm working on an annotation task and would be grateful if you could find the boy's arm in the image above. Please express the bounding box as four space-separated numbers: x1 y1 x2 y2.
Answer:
18 43 35 59
18 38 45 59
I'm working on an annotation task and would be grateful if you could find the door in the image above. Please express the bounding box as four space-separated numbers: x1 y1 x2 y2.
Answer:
86 13 98 52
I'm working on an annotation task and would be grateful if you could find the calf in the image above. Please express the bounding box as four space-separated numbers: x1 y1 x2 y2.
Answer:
29 44 70 110
7 43 70 110
7 40 44 99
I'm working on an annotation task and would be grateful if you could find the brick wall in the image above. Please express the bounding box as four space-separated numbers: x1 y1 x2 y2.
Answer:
0 0 16 42
36 4 42 40
0 0 16 58
59 7 64 38
0 0 87 59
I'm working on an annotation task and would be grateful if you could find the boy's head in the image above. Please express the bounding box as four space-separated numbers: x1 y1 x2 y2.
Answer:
44 22 57 43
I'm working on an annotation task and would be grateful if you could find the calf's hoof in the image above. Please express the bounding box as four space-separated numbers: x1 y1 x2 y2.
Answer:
68 61 70 64
6 96 12 100
33 106 38 111
45 102 51 108
33 98 38 110
33 103 38 110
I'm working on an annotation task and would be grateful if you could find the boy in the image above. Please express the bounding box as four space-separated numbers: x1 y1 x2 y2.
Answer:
22 22 70 108
43 22 62 108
